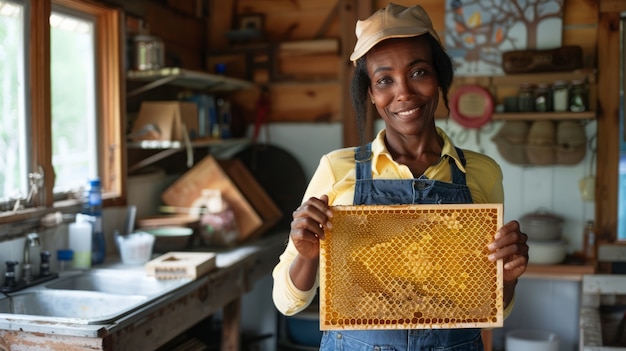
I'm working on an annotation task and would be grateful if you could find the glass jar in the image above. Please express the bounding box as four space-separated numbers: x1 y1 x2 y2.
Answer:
569 79 588 112
517 83 535 112
534 83 552 112
552 80 569 112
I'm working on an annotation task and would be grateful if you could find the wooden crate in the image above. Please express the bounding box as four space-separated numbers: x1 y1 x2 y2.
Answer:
161 155 282 243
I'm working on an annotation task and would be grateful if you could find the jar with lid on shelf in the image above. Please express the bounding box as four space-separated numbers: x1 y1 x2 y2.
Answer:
569 79 589 112
517 83 535 112
552 80 569 112
534 83 552 112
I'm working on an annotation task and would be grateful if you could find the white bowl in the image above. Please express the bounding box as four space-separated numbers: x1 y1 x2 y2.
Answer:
506 329 559 351
527 239 566 265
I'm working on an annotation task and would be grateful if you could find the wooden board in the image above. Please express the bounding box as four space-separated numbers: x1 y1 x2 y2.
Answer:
320 203 504 330
161 155 281 243
217 159 282 241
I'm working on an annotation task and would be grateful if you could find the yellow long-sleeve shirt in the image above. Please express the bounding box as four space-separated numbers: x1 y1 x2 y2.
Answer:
272 128 512 316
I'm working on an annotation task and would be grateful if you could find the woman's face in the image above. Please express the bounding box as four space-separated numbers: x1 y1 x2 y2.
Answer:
366 36 440 136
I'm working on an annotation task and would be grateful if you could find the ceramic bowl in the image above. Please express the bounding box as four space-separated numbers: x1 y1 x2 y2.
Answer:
143 226 194 253
527 239 567 265
506 329 559 351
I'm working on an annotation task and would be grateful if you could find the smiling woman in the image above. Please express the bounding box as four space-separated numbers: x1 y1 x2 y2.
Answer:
0 0 124 222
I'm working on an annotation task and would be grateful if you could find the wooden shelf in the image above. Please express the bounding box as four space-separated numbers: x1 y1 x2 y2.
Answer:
523 263 595 281
449 69 598 122
493 111 595 121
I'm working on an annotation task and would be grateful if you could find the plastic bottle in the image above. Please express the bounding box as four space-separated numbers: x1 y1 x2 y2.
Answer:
83 178 105 265
583 220 597 263
69 221 92 269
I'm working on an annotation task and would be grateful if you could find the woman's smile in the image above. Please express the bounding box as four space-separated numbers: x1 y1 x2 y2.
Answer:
394 106 420 118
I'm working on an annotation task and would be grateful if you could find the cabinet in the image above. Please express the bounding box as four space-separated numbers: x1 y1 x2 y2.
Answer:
126 67 255 173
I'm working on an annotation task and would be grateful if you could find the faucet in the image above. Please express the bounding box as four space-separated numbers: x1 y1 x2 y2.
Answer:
22 232 40 283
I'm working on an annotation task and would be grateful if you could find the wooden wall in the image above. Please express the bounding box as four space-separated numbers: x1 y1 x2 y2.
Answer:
119 0 600 127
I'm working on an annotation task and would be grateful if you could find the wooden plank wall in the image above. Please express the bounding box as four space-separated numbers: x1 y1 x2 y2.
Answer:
123 0 599 125
222 0 599 124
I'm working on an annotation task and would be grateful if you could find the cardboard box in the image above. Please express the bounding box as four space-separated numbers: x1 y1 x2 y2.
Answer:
132 101 199 141
161 156 282 243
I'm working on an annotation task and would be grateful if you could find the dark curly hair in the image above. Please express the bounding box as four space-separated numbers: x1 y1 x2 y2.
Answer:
350 34 454 147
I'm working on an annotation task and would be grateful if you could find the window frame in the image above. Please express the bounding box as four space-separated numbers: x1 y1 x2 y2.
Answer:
0 0 125 225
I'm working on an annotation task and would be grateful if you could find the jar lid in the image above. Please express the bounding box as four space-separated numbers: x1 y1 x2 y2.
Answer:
57 249 74 261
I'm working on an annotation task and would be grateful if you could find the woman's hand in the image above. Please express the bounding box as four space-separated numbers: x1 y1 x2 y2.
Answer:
488 220 529 283
487 220 529 309
289 195 333 260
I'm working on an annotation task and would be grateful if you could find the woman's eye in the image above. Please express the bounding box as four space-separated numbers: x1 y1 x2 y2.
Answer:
376 77 392 86
411 69 427 78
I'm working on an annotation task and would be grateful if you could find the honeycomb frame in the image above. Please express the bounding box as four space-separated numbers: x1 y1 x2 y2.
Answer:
320 204 503 330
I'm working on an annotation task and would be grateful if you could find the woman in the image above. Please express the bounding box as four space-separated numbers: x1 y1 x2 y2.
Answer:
273 3 529 350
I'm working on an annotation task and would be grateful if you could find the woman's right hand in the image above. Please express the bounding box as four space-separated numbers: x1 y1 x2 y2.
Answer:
290 194 333 260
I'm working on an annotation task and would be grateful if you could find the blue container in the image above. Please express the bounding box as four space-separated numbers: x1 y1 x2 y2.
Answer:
285 310 322 347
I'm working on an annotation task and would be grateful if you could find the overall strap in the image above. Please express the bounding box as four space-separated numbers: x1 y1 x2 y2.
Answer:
450 147 468 185
355 143 373 180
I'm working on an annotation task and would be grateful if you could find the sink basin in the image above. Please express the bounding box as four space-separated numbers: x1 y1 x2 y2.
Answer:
0 268 193 324
0 290 146 323
45 268 189 297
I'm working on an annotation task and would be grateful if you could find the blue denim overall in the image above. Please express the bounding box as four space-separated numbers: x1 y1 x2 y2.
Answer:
319 143 483 351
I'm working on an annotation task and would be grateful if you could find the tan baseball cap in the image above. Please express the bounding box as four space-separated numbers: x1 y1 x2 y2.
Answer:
350 2 441 63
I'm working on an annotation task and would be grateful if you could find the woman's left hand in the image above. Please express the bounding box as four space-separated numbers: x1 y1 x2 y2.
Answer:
488 220 529 283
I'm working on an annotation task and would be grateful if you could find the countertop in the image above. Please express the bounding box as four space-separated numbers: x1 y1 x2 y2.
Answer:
0 230 288 350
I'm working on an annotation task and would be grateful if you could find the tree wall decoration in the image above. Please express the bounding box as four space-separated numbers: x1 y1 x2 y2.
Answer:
444 0 564 76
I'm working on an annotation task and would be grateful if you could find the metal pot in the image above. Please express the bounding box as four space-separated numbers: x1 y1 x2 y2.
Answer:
520 210 563 241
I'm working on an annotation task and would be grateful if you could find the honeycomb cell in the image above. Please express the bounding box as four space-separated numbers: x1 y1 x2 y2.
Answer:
320 204 504 330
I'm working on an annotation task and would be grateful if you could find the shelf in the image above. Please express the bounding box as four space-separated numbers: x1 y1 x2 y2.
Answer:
493 111 595 121
127 138 250 173
127 67 255 97
127 138 249 150
523 263 596 281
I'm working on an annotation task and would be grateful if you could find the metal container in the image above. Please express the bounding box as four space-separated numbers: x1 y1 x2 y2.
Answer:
133 35 164 71
520 210 564 241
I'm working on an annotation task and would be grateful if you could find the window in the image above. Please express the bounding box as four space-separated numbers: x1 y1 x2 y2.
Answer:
50 9 98 192
0 0 124 223
0 1 27 203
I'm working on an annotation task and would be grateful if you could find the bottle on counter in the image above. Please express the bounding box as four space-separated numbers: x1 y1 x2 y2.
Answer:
83 178 105 265
56 249 74 273
69 221 92 269
583 220 597 263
